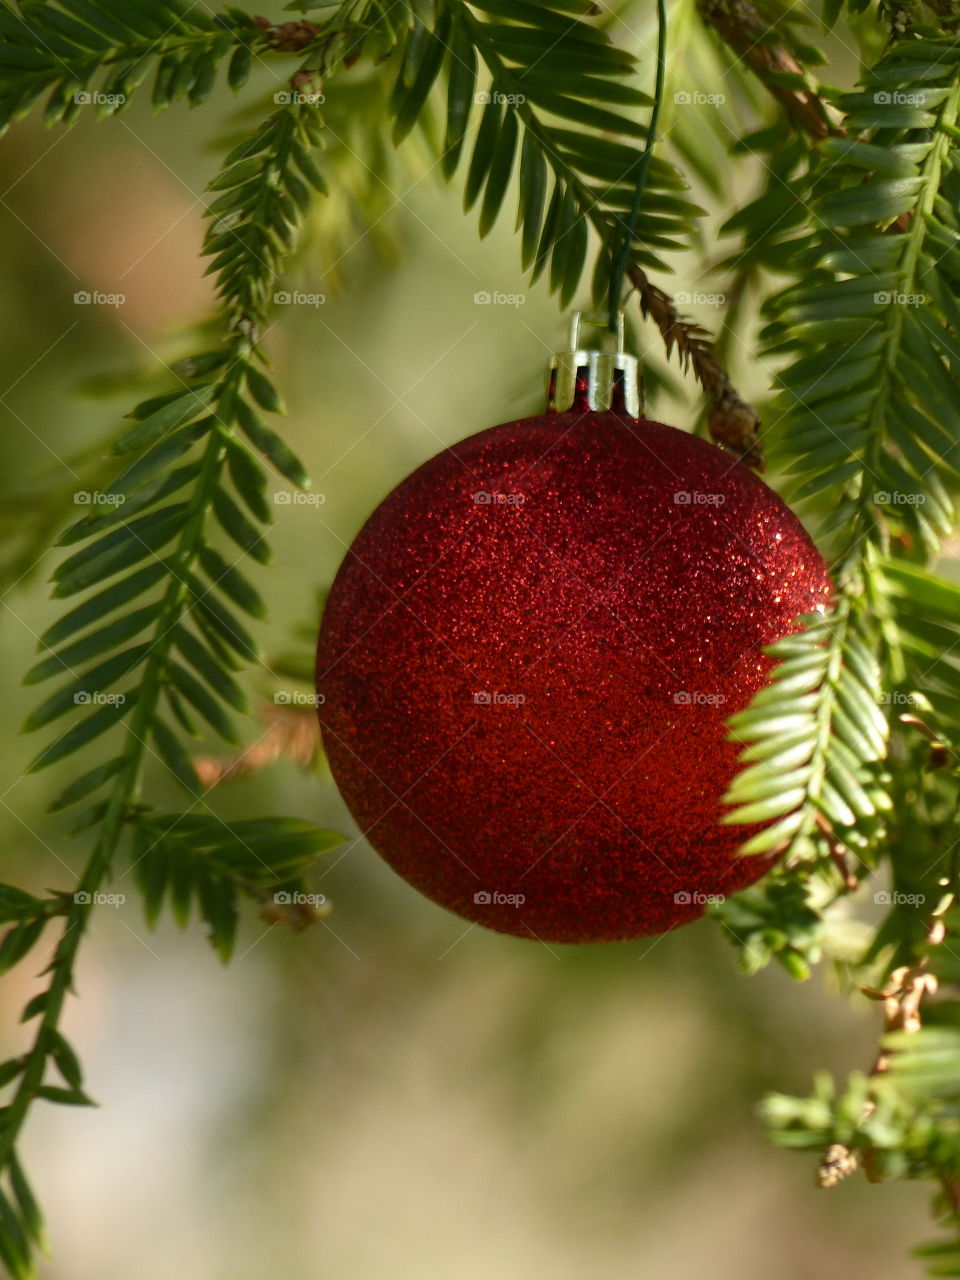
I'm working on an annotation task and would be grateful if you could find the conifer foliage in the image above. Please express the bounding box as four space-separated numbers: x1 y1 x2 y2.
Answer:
0 0 958 1274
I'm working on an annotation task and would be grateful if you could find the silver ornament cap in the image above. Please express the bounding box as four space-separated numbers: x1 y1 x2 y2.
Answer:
547 310 644 419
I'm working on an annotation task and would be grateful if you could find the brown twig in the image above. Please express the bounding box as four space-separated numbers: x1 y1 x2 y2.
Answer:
695 0 843 142
686 0 920 467
627 263 764 468
695 0 915 235
900 712 954 770
814 812 860 891
193 703 322 789
817 889 952 1187
253 16 323 52
193 702 329 929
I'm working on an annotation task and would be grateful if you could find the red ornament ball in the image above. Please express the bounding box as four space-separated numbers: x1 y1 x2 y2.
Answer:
316 411 830 943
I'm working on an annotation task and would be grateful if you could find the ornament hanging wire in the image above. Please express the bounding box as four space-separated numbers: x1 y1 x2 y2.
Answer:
607 0 667 334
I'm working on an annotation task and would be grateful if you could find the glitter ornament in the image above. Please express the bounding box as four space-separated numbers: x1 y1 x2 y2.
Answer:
316 315 830 943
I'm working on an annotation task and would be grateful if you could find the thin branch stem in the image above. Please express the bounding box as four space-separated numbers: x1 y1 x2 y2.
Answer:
626 263 762 464
695 0 843 141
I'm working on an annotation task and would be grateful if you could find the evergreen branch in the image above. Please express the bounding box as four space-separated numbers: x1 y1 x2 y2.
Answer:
883 565 960 741
723 592 891 864
0 73 356 1272
710 870 828 978
386 0 762 458
861 716 958 976
0 0 397 129
824 0 959 35
446 1 676 281
761 879 960 1276
723 36 960 889
725 37 960 1222
3 2 960 1273
0 1 263 128
764 39 960 565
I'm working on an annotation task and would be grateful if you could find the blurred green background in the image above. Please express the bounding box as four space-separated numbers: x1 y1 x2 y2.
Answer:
0 2 934 1276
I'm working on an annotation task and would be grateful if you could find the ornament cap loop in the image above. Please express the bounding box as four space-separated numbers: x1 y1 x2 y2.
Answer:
548 310 644 419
